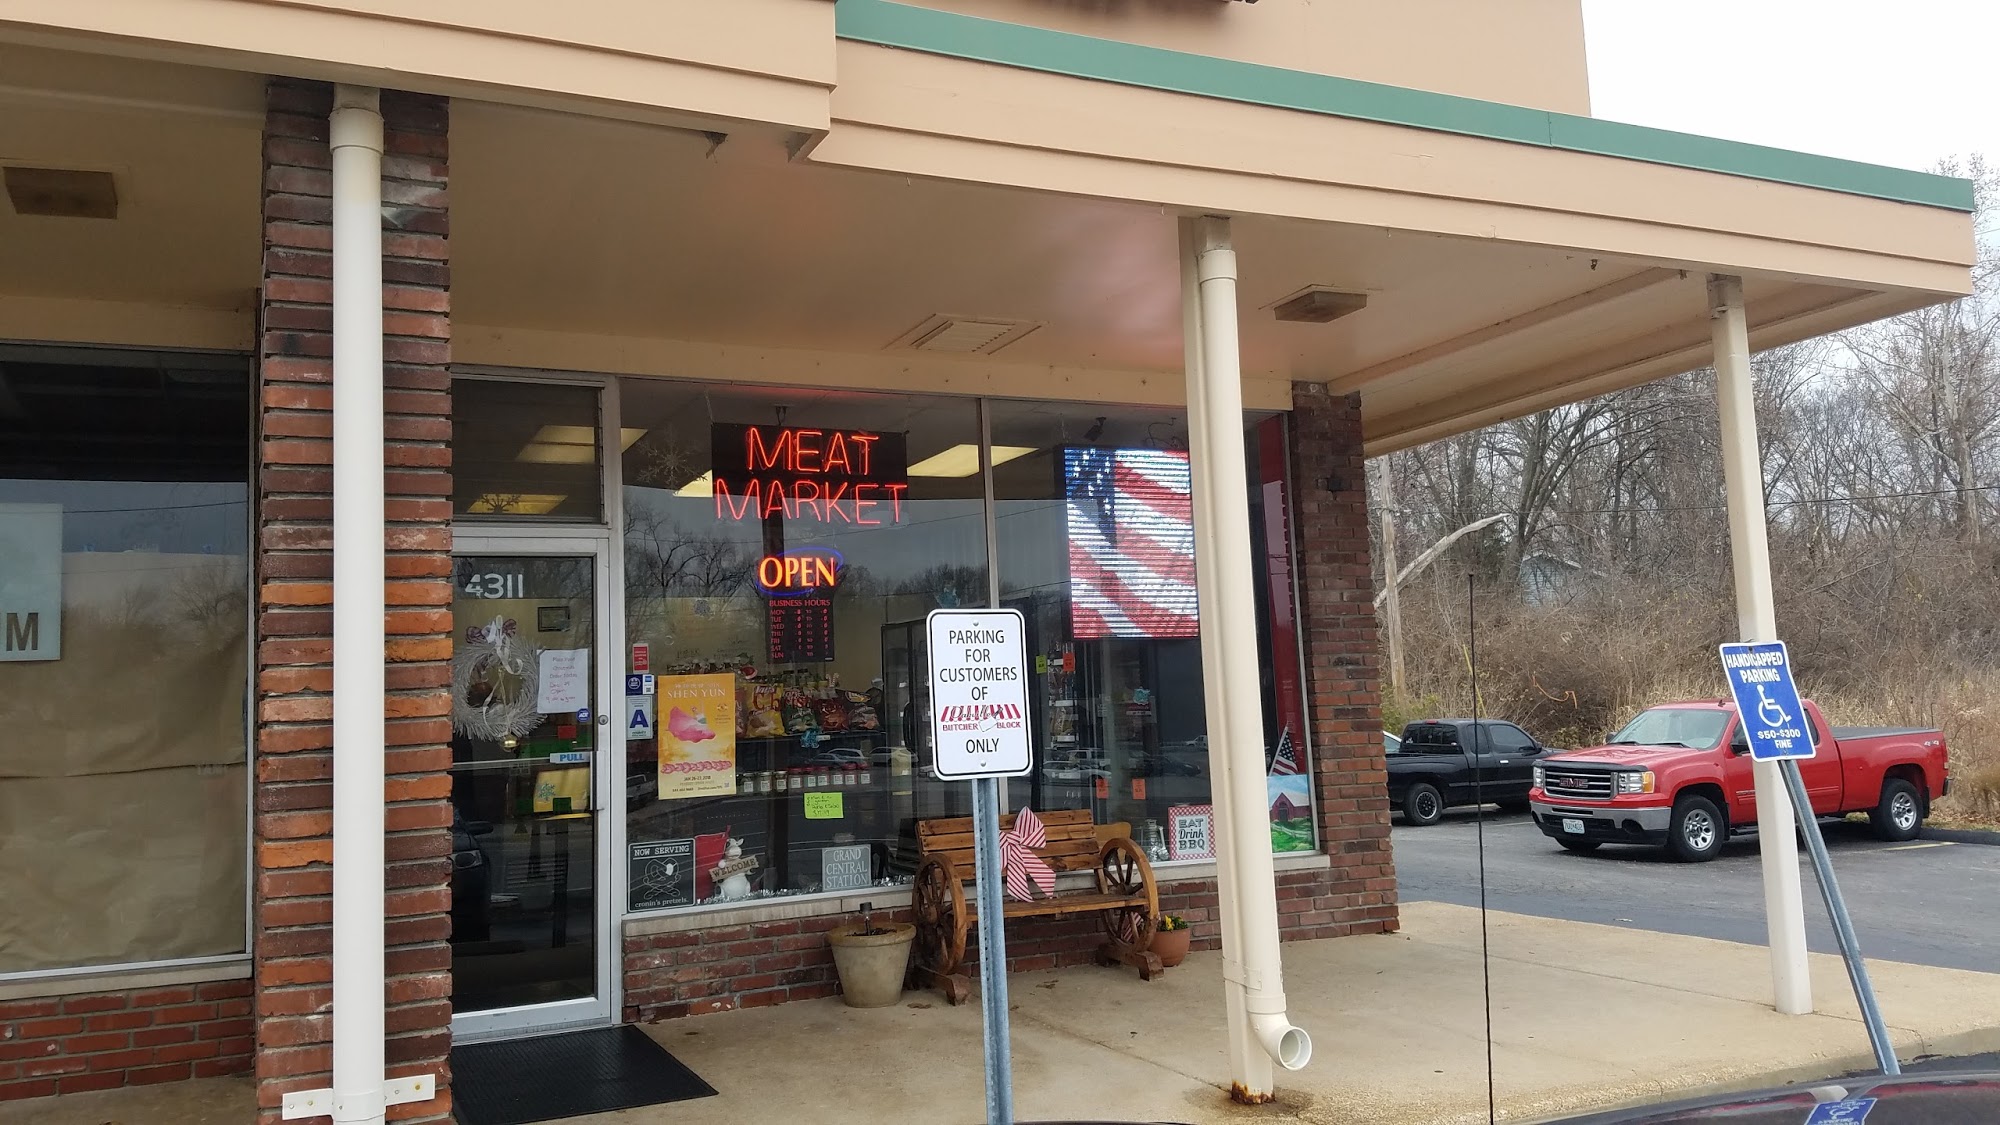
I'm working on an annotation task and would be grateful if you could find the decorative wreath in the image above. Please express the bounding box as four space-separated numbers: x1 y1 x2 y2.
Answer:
451 616 543 741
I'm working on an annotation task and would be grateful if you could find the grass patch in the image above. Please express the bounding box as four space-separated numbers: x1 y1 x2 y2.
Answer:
1271 820 1315 852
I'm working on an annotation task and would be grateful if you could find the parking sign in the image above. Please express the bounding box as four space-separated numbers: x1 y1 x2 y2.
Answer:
926 608 1033 780
1718 640 1813 761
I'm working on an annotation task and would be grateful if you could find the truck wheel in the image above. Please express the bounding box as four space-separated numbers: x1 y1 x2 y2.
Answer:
1402 782 1444 827
1870 778 1924 842
1556 839 1601 854
1668 795 1725 862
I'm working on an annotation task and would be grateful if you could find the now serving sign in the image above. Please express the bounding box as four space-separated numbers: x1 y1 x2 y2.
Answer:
926 608 1032 780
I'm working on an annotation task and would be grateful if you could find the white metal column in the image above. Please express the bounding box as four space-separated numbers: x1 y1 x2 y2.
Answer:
1710 274 1813 1016
1181 215 1310 1102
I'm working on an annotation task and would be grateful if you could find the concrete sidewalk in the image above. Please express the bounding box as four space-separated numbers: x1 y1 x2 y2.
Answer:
14 902 2000 1125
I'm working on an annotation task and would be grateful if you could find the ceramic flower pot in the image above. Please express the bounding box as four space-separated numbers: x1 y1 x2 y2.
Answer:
826 920 916 1007
1150 926 1192 968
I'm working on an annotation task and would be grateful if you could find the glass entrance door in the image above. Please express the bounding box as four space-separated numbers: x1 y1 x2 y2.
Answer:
449 543 616 1038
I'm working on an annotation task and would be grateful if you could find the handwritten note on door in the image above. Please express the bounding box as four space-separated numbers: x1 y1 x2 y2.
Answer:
536 648 591 713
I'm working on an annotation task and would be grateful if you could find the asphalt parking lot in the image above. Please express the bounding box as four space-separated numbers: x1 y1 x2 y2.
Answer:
1393 809 2000 974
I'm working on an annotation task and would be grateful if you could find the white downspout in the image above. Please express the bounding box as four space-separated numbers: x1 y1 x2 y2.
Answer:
1179 223 1258 1090
1710 274 1813 1016
330 85 388 1125
1182 215 1312 1098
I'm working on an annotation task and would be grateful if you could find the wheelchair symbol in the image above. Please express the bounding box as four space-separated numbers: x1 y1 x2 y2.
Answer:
1755 684 1790 729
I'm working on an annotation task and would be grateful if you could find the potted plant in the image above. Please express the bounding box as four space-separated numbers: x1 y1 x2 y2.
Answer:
825 902 916 1008
1151 913 1192 968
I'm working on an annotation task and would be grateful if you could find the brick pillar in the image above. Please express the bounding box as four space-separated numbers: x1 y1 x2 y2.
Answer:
255 78 454 1124
1284 383 1398 935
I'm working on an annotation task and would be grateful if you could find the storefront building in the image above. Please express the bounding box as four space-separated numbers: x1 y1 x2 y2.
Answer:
0 2 1975 1122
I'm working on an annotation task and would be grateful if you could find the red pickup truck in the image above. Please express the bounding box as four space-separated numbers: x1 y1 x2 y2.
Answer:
1528 699 1949 862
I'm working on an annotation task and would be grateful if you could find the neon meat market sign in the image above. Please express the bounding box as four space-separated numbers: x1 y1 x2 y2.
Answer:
711 423 909 525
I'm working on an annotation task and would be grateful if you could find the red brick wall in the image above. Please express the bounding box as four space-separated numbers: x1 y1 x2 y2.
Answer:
1283 383 1398 936
254 78 454 1124
622 884 1208 1020
623 866 1319 1021
623 916 862 1021
0 980 253 1100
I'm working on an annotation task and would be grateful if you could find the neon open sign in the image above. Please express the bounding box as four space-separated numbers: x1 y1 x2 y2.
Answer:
755 547 844 597
712 423 909 525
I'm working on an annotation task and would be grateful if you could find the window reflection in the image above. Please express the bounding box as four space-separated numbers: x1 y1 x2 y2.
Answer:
620 383 986 905
992 403 1313 861
990 404 1210 855
616 381 1313 915
0 347 250 974
453 380 606 521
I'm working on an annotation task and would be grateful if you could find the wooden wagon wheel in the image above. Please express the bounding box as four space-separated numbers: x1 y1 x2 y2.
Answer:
1095 837 1160 952
911 854 968 974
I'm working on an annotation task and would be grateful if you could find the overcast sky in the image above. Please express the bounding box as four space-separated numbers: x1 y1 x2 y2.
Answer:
1582 0 1996 173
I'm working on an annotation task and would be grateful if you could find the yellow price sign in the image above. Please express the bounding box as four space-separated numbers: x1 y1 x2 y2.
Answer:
803 791 844 820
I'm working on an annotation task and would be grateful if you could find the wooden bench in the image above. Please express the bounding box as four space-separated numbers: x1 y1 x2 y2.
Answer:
910 808 1161 1004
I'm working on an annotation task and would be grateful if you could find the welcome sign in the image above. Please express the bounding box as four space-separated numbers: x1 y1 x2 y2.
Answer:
0 504 61 662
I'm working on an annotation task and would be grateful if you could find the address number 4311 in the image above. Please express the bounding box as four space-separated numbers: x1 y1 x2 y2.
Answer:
461 572 524 599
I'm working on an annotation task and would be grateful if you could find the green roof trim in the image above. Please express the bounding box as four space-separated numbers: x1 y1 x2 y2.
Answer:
835 0 1975 212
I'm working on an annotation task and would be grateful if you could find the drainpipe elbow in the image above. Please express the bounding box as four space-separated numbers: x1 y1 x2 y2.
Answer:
1248 1009 1311 1071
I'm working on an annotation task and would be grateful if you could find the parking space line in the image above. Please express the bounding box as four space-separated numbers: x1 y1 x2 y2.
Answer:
1883 842 1953 851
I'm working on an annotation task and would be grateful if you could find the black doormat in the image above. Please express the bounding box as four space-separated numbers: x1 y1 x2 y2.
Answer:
452 1024 718 1125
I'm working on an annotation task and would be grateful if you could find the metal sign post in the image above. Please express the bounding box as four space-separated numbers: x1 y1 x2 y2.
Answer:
969 776 1013 1125
928 608 1034 1125
1720 641 1899 1074
1779 758 1899 1075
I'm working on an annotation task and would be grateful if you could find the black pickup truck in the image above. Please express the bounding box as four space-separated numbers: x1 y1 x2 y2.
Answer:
1388 719 1555 826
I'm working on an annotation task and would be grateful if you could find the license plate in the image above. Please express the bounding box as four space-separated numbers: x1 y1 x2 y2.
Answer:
1562 818 1586 835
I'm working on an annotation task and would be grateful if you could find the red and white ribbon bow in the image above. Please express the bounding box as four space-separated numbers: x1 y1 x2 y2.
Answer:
1000 806 1057 902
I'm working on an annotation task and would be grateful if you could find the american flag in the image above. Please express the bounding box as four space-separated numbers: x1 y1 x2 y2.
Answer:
1064 447 1198 638
1268 726 1301 776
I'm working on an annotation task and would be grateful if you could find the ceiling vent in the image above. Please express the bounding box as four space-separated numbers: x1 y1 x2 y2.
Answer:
891 314 1041 356
5 167 118 219
1269 286 1368 324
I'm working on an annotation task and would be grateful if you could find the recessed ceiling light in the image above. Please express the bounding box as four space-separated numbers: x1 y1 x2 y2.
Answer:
5 167 117 219
467 493 567 515
675 471 714 497
516 443 594 464
517 426 645 462
908 444 1036 478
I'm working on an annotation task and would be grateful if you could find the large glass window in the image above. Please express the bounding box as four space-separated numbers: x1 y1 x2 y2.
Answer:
618 381 1311 913
0 346 250 974
620 384 986 906
990 404 1314 862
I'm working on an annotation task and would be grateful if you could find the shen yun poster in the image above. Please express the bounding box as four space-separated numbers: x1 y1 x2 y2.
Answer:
656 673 737 798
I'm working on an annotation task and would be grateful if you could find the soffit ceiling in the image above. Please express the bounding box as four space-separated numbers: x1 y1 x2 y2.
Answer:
451 102 1633 382
0 45 263 312
0 46 1939 454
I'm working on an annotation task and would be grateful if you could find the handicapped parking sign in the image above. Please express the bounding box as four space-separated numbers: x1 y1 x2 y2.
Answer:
1804 1097 1875 1123
1718 640 1813 761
